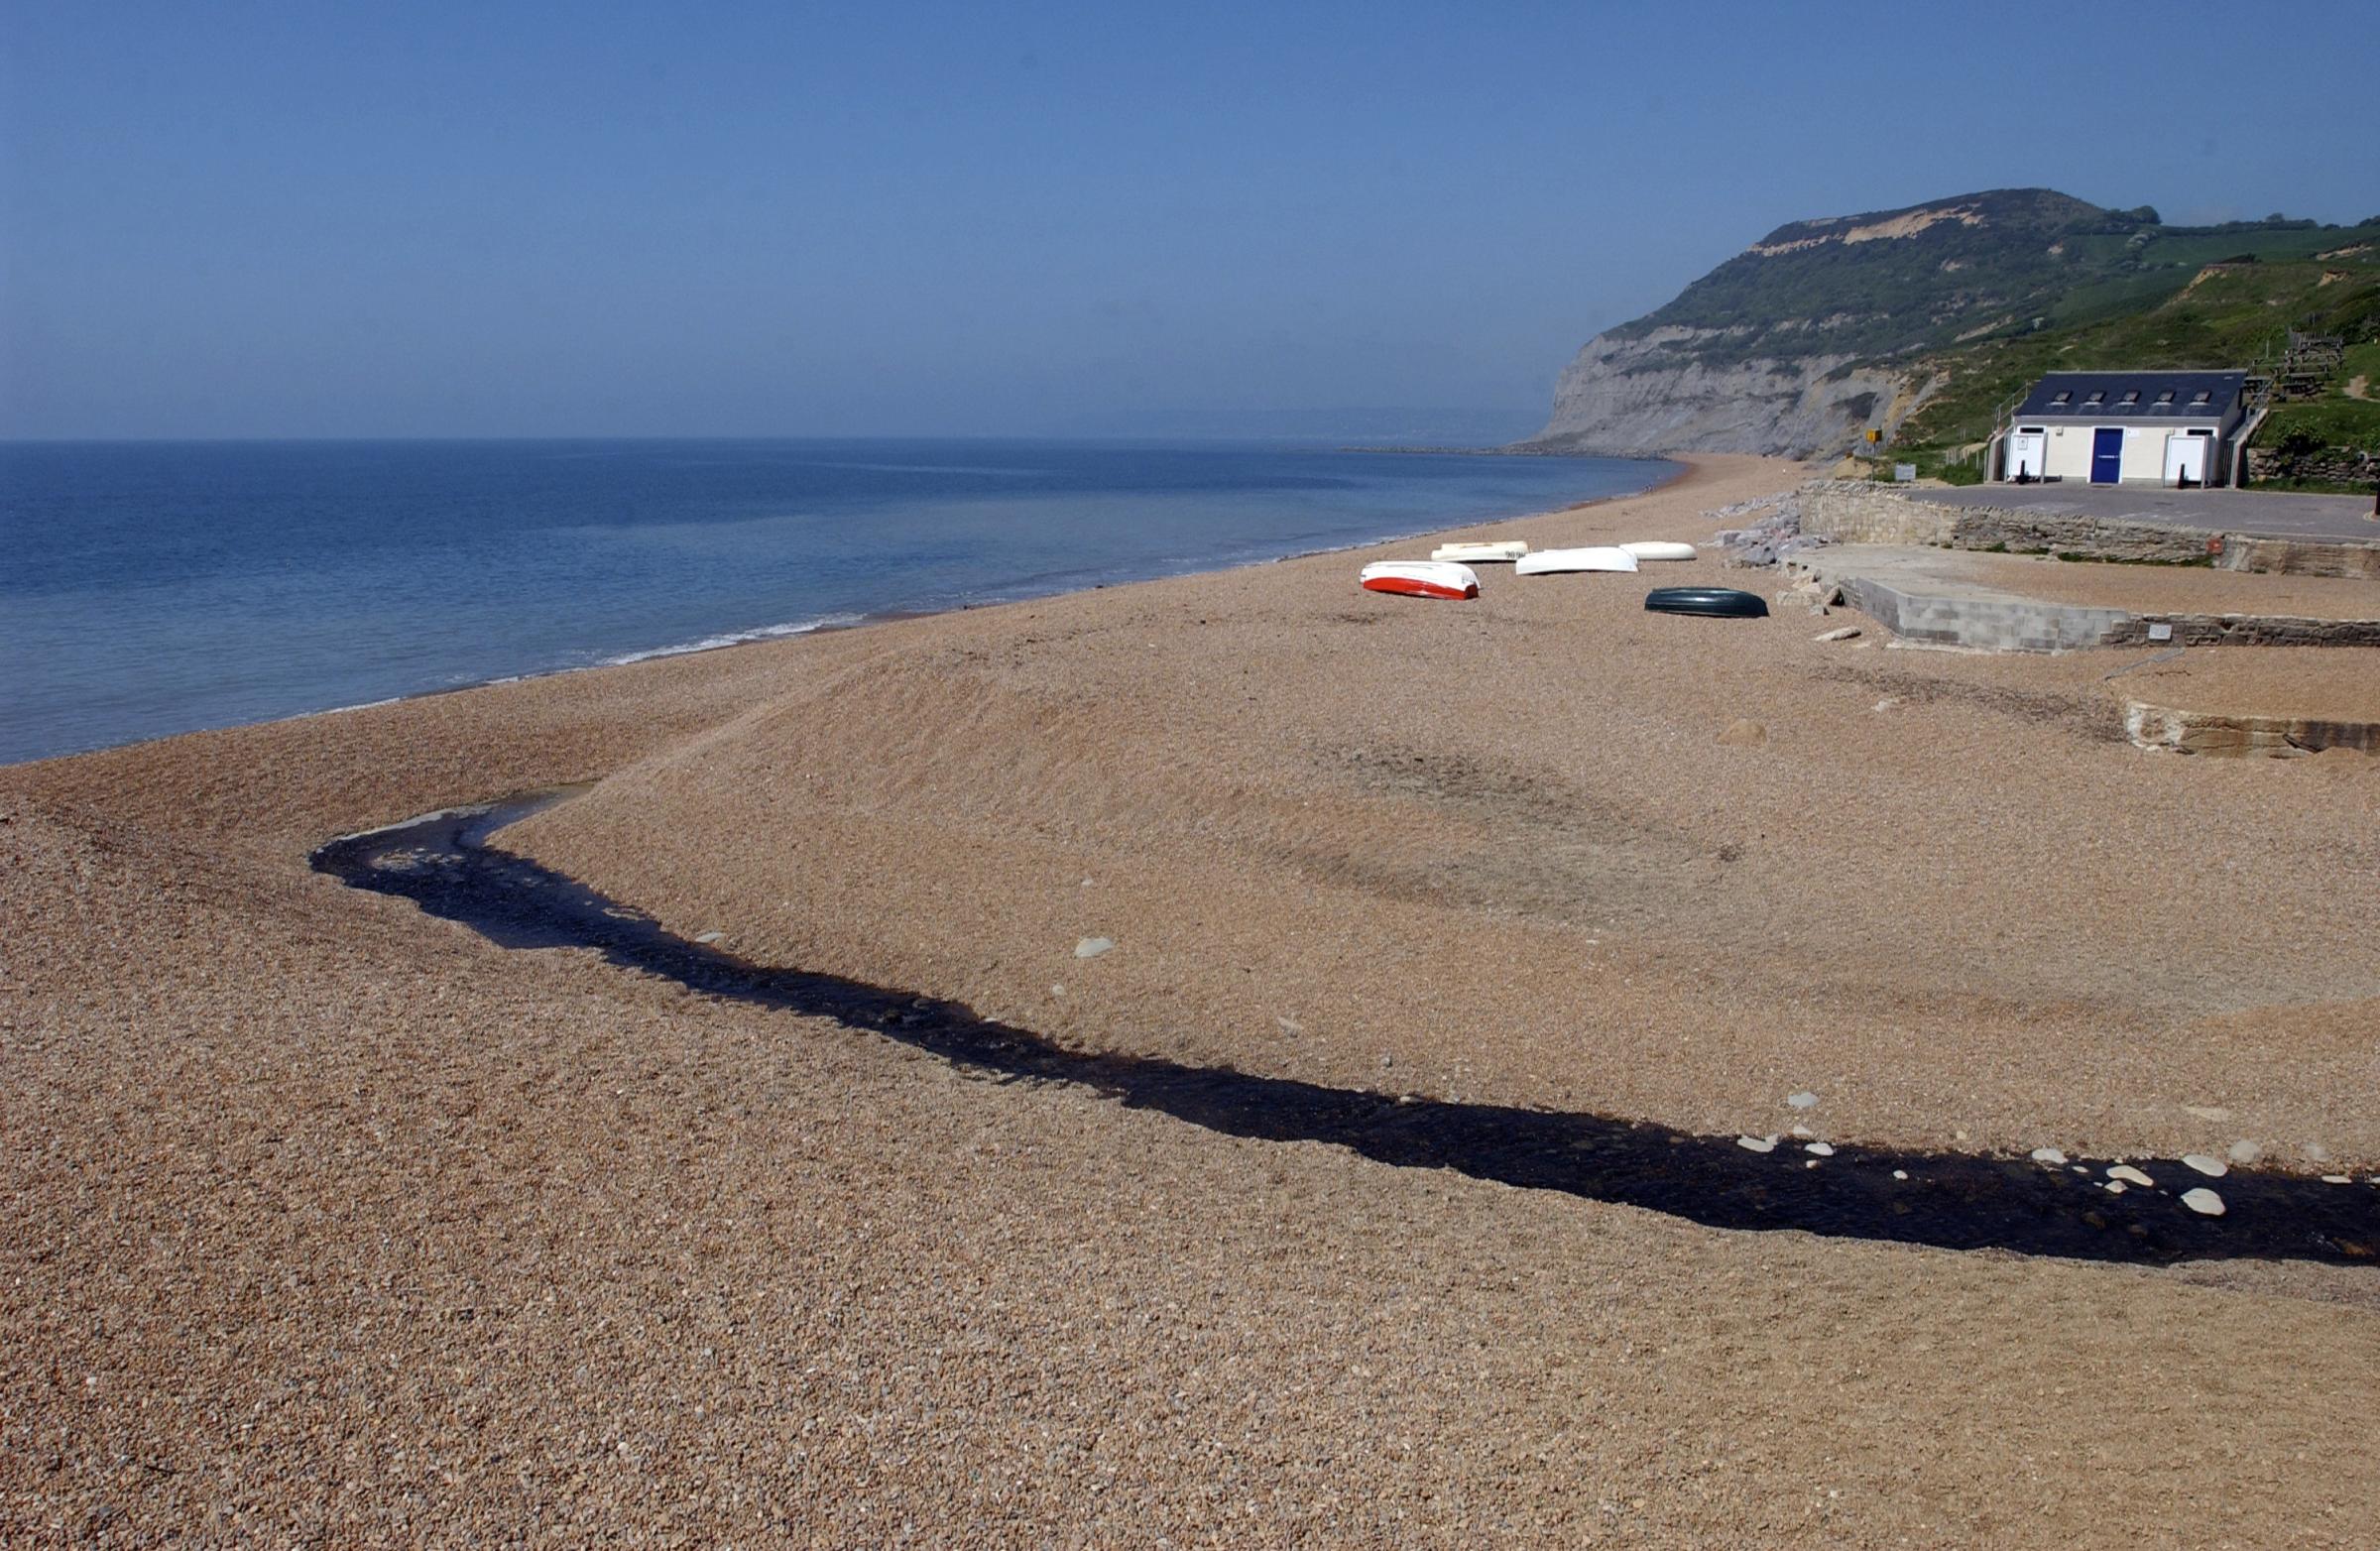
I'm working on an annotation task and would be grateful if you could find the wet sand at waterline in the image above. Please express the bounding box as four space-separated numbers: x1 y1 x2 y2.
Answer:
7 455 2377 1544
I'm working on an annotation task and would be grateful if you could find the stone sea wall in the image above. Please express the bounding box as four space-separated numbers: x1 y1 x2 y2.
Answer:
1796 481 2380 578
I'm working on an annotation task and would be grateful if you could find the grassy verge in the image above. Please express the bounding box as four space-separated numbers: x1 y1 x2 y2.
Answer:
2255 401 2380 457
1884 258 2380 469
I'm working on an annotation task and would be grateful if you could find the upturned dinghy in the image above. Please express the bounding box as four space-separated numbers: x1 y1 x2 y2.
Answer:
1429 539 1529 564
1644 586 1766 618
1360 560 1480 600
1513 545 1638 576
1618 540 1697 561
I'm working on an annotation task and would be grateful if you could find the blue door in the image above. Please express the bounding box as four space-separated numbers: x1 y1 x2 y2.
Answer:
2089 427 2124 484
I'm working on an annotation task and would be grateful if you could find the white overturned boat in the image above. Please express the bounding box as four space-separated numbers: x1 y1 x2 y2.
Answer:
1359 559 1480 600
1513 545 1638 576
1618 540 1697 562
1430 539 1528 564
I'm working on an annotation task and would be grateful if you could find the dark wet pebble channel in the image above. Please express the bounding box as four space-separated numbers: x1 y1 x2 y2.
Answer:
313 792 2380 1268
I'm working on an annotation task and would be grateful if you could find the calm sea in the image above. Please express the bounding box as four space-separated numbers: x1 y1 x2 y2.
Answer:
0 439 1666 765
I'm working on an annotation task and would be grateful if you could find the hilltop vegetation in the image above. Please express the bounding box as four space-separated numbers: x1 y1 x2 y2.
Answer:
1611 188 2136 370
1530 186 2380 471
1625 187 2380 373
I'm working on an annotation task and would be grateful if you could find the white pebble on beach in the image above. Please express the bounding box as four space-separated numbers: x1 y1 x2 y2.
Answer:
2181 1188 2225 1217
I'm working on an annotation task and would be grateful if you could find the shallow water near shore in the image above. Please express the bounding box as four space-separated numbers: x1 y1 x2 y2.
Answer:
0 438 1664 763
314 791 2380 1268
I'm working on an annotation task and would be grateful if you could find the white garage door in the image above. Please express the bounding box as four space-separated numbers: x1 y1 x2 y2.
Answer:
2163 434 2207 486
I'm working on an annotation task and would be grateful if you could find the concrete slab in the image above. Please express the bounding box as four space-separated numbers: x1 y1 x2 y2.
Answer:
1798 544 2380 654
1931 484 2378 541
1911 548 2380 621
1799 547 2131 653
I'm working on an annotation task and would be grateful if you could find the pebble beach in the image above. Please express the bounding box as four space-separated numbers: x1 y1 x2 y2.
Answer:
7 454 2378 1544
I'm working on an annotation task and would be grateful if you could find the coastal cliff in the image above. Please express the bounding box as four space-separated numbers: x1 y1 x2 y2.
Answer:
1532 329 1916 459
1521 188 2151 460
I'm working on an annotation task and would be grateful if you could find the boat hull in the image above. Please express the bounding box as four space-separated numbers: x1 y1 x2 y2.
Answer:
1359 560 1481 600
1430 540 1528 563
1513 546 1638 576
1644 586 1767 618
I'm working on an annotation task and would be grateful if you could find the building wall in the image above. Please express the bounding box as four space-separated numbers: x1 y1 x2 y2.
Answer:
2031 418 2227 483
2042 425 2093 479
2118 427 2163 481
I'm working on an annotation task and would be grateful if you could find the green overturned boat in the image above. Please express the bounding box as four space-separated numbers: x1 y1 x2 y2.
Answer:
1643 586 1768 619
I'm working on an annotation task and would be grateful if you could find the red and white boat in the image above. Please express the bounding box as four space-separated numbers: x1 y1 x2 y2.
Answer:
1359 560 1480 600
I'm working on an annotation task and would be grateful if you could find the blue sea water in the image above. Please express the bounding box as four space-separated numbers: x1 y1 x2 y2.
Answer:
0 439 1667 765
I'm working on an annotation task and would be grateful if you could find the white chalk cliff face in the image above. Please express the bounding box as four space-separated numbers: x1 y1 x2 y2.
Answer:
1529 328 1915 460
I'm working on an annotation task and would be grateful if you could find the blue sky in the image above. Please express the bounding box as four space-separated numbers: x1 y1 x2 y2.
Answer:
4 1 2375 438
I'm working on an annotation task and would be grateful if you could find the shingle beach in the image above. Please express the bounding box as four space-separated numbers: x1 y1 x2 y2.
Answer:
7 455 2377 1545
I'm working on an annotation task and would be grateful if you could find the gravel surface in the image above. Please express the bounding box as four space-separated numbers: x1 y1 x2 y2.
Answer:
6 455 2376 1544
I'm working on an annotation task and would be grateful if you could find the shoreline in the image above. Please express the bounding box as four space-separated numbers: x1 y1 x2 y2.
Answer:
4 454 1683 772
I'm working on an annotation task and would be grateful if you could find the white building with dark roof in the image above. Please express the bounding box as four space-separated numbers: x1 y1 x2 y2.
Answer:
1997 371 2250 486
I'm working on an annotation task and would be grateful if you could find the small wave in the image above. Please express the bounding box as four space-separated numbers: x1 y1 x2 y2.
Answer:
301 695 407 719
595 614 866 667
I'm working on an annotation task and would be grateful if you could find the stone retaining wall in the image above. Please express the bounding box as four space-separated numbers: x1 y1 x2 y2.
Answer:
1798 481 2211 562
2106 614 2380 650
1798 480 2380 575
1794 480 1959 545
2214 535 2380 580
2246 447 2380 490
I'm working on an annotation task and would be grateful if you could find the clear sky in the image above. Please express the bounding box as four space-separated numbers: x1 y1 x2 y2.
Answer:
5 1 2376 439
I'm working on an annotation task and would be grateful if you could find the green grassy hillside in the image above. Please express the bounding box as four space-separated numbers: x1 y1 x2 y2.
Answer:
1633 188 2380 366
1612 188 2128 369
1886 248 2380 481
